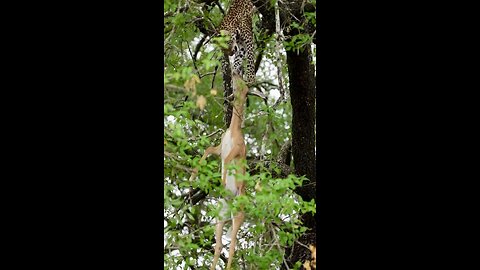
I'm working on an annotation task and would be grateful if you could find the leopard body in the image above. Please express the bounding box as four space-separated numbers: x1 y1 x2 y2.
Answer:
219 0 256 85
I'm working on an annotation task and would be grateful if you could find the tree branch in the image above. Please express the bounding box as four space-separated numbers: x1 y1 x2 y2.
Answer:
193 35 207 62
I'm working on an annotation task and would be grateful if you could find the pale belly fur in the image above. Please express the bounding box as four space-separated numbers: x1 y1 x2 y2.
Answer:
221 129 239 196
220 129 240 225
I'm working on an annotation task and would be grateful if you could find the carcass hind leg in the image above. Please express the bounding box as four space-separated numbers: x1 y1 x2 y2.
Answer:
211 220 226 270
226 210 245 269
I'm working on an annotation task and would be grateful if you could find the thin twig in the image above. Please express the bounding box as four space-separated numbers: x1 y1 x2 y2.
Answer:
188 43 201 77
175 164 195 173
244 110 268 121
203 31 216 46
188 128 224 141
193 35 207 63
295 239 311 250
215 0 225 15
164 4 190 18
164 25 176 47
164 151 178 159
259 118 269 160
211 64 219 89
165 84 186 92
199 71 217 78
269 223 290 270
273 0 287 108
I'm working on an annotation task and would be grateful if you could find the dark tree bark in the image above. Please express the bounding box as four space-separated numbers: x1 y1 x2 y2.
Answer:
221 53 234 127
253 0 316 268
281 1 317 268
288 47 316 215
281 45 316 270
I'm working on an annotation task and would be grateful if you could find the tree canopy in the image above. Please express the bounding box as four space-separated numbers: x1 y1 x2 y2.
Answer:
164 0 316 269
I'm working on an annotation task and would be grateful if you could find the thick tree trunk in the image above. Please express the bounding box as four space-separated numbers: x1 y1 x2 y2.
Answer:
288 46 316 210
253 0 317 268
283 45 317 269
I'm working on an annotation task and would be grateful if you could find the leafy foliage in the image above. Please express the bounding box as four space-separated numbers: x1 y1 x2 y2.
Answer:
164 0 316 269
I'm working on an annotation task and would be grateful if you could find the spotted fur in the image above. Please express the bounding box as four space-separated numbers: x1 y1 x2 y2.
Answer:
219 0 256 85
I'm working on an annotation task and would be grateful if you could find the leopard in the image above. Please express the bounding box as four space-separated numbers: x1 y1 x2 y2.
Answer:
218 0 256 86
